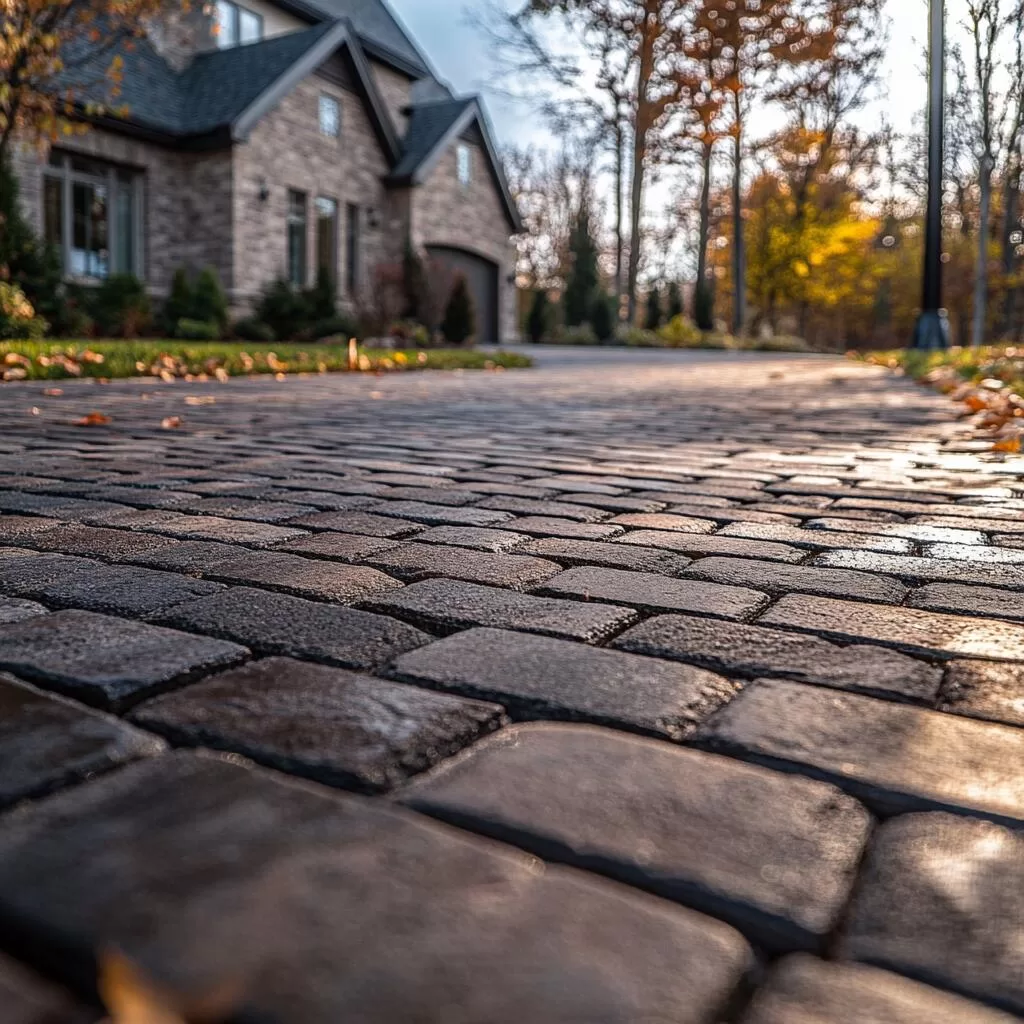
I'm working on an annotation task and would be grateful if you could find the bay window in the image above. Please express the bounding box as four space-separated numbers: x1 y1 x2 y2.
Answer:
43 152 143 280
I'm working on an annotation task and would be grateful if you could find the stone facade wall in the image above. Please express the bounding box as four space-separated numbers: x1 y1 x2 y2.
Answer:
369 60 413 136
410 141 519 343
10 131 233 299
232 70 404 312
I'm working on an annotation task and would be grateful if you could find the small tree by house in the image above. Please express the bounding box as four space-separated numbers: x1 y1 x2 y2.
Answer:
402 244 428 322
666 281 684 321
694 279 715 332
644 284 663 330
192 266 229 333
563 201 600 327
526 288 551 342
591 292 614 341
442 275 476 345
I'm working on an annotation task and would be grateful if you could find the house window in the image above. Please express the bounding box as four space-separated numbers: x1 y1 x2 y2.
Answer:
319 95 341 138
315 197 338 285
287 189 307 287
43 152 143 280
345 203 360 296
215 0 262 48
456 144 472 186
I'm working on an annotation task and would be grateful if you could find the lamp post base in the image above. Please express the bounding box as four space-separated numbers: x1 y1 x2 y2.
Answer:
911 309 951 350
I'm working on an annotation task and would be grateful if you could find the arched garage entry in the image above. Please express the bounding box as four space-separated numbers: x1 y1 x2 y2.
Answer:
426 245 500 344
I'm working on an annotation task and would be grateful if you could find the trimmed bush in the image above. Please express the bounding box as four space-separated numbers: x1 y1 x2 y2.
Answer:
591 293 615 341
308 315 359 341
526 290 551 343
0 282 47 340
232 316 275 342
644 285 664 330
552 323 598 346
191 267 228 333
658 315 703 348
305 266 337 322
162 268 193 334
694 280 715 331
92 274 150 338
666 281 684 321
616 325 662 347
174 317 220 341
441 275 476 346
256 279 310 341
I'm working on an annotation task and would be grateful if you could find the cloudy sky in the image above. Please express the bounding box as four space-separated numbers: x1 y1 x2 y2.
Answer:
388 0 939 150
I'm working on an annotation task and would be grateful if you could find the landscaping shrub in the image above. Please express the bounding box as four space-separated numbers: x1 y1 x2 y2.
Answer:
591 293 615 341
0 282 47 339
666 281 684 321
305 266 337 322
694 280 715 331
191 266 228 333
526 290 551 343
644 285 664 330
232 316 275 342
616 325 662 347
308 315 359 341
746 334 810 353
552 323 598 345
387 319 430 346
441 275 476 345
92 274 150 337
658 315 704 348
402 245 428 322
162 268 194 334
174 317 221 341
256 278 310 341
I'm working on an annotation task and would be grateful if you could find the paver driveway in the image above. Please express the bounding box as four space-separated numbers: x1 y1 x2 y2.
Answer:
0 346 1022 1022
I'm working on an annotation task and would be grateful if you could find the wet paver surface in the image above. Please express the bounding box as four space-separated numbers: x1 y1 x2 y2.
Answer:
0 346 1023 1021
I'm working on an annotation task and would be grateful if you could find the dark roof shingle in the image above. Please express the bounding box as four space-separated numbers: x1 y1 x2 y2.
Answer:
390 98 473 181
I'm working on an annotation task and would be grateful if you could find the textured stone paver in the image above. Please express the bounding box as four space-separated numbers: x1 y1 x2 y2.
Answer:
401 724 870 952
840 813 1024 1015
0 348 1020 1015
0 752 754 1022
391 627 741 738
131 658 504 792
0 672 164 807
697 678 1024 825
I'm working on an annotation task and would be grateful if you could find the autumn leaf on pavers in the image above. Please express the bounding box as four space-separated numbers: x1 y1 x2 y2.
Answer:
42 387 64 396
184 396 215 406
962 393 989 413
76 411 111 426
4 352 30 366
161 416 183 429
993 434 1022 454
99 949 239 1024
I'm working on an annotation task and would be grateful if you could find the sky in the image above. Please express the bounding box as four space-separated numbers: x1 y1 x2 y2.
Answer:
388 0 938 150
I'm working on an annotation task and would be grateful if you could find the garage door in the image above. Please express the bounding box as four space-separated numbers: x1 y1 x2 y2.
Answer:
426 246 500 344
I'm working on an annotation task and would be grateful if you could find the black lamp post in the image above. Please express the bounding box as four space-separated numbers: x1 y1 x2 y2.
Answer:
912 0 951 349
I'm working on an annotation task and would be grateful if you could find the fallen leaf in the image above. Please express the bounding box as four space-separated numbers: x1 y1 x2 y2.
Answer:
161 416 183 429
993 434 1022 454
185 396 216 406
76 411 111 426
42 388 63 396
963 394 989 413
30 407 39 415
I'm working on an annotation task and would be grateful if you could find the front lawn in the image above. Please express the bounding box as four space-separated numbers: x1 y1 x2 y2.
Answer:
0 341 531 381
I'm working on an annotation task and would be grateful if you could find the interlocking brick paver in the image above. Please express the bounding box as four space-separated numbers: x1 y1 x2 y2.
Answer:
401 723 870 952
924 541 1024 564
116 510 309 547
840 813 1024 1015
0 752 755 1022
391 627 741 739
760 593 1024 660
536 565 769 620
740 955 1019 1024
816 548 1024 588
275 531 402 562
131 657 504 792
365 578 637 641
615 528 806 563
285 510 423 536
173 496 319 522
476 495 613 521
413 525 530 551
521 536 694 573
609 512 718 533
719 521 914 553
25 523 177 561
939 660 1024 727
685 556 908 603
0 597 48 624
365 500 514 527
502 516 625 539
0 609 248 710
363 542 561 589
0 515 62 543
613 615 941 702
805 518 988 545
0 671 165 807
156 587 428 670
908 582 1024 621
696 678 1024 825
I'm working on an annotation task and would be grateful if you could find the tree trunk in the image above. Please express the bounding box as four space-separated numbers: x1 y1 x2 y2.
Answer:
695 139 713 306
626 121 647 325
972 156 993 348
731 89 746 336
1001 149 1020 339
613 121 625 321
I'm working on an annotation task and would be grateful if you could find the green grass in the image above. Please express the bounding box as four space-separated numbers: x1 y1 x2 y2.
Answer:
861 345 1024 396
0 340 531 381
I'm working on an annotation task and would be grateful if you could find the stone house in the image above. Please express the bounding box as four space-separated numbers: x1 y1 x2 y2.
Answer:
11 0 522 342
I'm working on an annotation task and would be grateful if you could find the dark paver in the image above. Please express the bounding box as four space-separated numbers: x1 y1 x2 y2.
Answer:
275 531 402 562
0 751 754 1022
175 496 319 522
760 593 1024 661
0 672 164 808
685 556 908 603
925 541 1024 564
365 500 514 527
615 529 806 563
200 549 402 603
696 678 1024 825
537 565 768 620
804 517 989 545
719 522 915 554
609 513 717 533
390 627 741 739
939 660 1024 728
816 549 1024 589
504 516 624 540
557 493 666 514
400 723 869 952
363 542 560 589
519 537 692 574
157 587 428 670
0 610 247 710
131 657 504 792
740 955 1020 1024
840 813 1024 1016
0 550 103 598
286 510 423 537
0 953 96 1024
365 578 637 642
908 582 1024 621
0 515 62 543
613 615 941 702
26 523 177 561
0 597 48 624
124 511 309 547
476 495 611 521
123 539 253 574
412 525 529 552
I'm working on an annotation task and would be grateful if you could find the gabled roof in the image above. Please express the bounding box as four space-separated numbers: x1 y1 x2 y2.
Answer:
389 98 523 232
